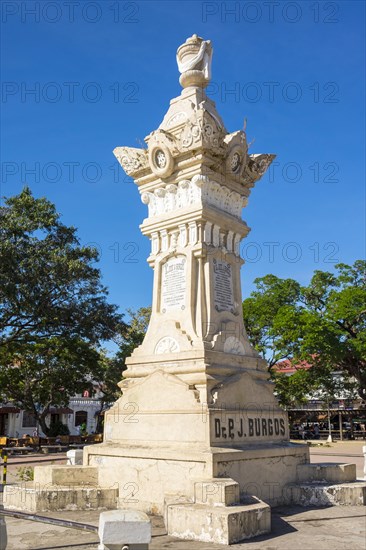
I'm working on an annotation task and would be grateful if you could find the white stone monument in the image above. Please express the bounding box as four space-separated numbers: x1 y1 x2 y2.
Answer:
4 35 365 544
84 33 308 515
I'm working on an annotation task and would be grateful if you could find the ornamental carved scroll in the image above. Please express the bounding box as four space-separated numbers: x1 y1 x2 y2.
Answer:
179 108 225 155
242 154 276 187
113 146 148 177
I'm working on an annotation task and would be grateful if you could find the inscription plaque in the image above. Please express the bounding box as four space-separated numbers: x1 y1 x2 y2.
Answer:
161 256 186 311
213 259 234 313
212 416 287 442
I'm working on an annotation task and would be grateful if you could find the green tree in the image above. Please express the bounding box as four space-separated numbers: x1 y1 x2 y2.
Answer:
0 188 125 434
242 275 301 368
272 363 358 411
97 307 151 405
271 368 314 408
243 261 366 400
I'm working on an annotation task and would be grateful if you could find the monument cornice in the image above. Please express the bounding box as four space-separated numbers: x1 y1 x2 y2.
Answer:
139 199 250 231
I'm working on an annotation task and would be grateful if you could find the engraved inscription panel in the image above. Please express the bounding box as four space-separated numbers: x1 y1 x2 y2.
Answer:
214 259 234 313
212 414 288 444
161 256 186 312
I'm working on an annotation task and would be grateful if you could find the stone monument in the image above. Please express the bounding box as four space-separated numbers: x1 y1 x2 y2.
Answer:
85 33 309 537
5 35 365 545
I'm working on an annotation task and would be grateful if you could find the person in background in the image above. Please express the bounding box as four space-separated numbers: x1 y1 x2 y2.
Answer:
299 425 305 440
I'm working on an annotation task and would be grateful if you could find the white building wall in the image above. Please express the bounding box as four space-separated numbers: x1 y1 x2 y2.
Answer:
0 397 103 437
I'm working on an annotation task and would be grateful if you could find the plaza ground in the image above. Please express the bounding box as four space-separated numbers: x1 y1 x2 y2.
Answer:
1 440 365 550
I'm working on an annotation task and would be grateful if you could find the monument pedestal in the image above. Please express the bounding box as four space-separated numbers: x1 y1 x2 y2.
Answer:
84 365 309 513
84 441 309 513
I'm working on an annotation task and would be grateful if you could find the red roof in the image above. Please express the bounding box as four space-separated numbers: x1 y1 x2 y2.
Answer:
273 359 312 374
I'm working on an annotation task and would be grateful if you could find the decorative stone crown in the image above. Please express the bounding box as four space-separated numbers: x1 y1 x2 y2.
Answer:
176 34 213 89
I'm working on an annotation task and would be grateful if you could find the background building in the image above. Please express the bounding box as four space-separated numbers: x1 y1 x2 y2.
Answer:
0 392 104 437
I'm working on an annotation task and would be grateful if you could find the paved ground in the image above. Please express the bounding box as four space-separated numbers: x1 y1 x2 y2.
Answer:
308 439 365 478
1 505 365 550
1 440 365 550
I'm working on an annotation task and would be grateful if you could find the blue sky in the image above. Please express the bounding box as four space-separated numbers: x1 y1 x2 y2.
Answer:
1 0 365 323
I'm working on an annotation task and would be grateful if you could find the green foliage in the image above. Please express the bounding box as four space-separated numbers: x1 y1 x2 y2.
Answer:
272 363 358 409
0 187 123 346
16 466 34 482
98 307 151 404
242 274 301 367
48 420 70 437
0 188 126 434
243 261 366 400
271 368 314 408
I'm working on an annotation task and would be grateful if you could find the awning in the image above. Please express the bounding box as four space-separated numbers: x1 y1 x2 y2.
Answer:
0 407 20 414
49 407 74 414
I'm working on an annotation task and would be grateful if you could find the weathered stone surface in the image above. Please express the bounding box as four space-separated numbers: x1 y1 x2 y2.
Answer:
33 465 98 486
194 479 240 507
165 496 271 544
84 442 309 512
297 463 356 484
163 477 270 544
288 481 366 507
3 482 118 512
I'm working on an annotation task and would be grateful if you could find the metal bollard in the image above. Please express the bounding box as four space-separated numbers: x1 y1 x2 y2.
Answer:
98 509 151 550
1 450 7 487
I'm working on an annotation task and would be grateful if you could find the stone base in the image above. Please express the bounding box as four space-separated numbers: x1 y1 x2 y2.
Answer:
289 481 366 507
3 482 118 513
84 441 309 513
297 463 357 484
34 465 99 486
165 478 270 545
166 499 270 545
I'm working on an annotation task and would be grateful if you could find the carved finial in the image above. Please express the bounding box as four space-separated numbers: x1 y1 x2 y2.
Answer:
176 34 213 89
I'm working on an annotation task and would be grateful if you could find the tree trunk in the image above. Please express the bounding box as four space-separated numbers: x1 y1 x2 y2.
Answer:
38 412 51 436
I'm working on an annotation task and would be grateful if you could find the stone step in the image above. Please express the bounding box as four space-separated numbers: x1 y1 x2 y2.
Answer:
288 481 366 507
165 496 271 545
3 482 118 513
194 478 240 506
297 463 356 484
33 465 99 486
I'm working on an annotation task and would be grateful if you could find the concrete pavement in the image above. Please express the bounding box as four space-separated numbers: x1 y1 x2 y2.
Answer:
1 504 365 550
308 439 365 478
